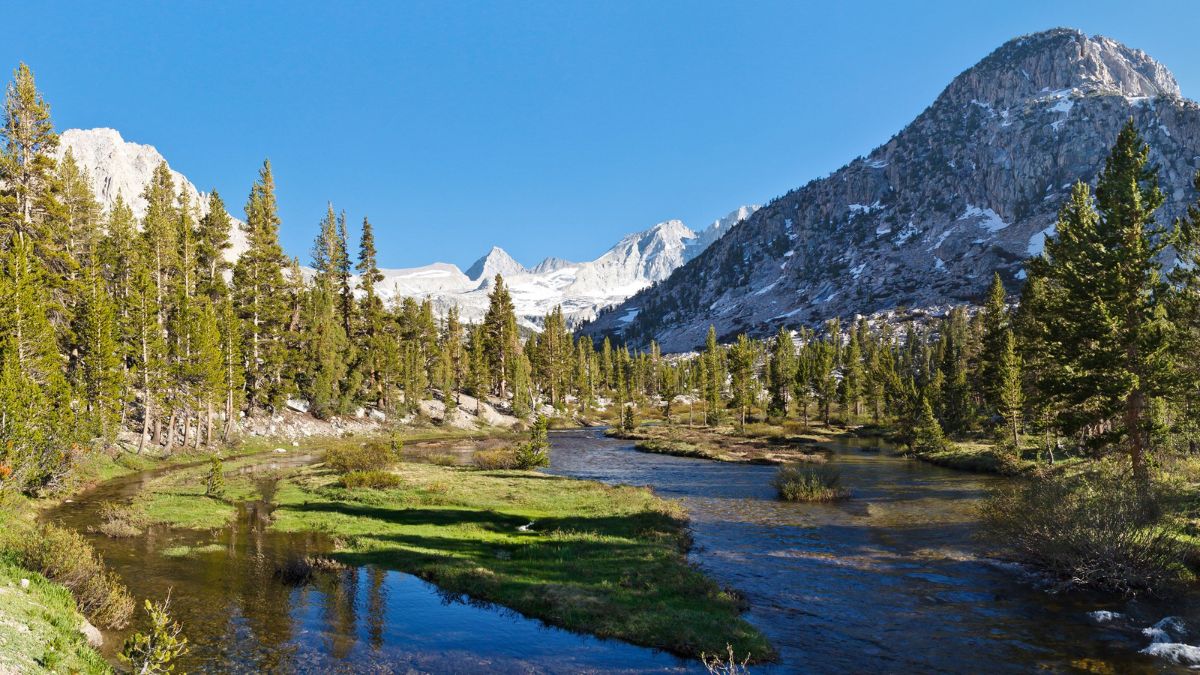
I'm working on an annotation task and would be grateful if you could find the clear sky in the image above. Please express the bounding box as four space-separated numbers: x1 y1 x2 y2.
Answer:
6 1 1199 269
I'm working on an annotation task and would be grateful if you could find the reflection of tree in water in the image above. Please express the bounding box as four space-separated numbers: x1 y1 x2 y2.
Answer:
321 566 360 659
367 566 387 650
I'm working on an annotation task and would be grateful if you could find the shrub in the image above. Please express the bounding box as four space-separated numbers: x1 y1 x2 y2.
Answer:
204 457 225 498
325 442 397 474
473 448 520 470
121 594 188 674
341 470 404 489
274 554 347 585
774 464 850 502
95 501 146 538
4 523 134 628
980 470 1184 594
513 415 550 469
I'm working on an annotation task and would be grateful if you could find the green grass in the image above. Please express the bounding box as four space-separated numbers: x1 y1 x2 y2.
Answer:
270 463 773 660
135 450 774 661
0 559 110 674
133 454 276 529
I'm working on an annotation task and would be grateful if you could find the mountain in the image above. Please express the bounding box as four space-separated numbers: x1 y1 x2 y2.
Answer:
581 28 1200 351
465 246 527 282
52 127 757 330
56 128 249 261
367 206 759 329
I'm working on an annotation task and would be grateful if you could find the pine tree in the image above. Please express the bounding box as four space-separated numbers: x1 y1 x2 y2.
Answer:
482 274 519 398
231 160 289 413
1029 120 1170 481
729 333 757 430
0 63 58 249
912 395 947 453
356 217 386 406
996 329 1024 450
76 268 123 443
704 326 724 425
766 326 794 418
196 190 232 300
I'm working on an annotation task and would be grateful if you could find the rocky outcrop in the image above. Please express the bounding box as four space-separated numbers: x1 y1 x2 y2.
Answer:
581 29 1200 352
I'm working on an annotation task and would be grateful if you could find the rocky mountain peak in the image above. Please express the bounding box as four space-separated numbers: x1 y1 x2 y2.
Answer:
465 245 526 281
582 29 1200 352
937 28 1180 112
57 127 249 261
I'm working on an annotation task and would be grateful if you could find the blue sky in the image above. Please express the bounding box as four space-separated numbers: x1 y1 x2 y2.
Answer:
7 1 1199 269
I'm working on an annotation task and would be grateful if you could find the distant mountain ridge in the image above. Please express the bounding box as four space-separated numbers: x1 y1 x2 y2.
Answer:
581 28 1200 351
56 127 757 330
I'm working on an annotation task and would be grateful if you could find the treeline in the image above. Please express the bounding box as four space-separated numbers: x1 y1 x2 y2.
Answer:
651 121 1200 485
0 64 642 495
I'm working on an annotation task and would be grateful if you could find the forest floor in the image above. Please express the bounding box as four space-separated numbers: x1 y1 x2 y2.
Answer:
105 434 775 662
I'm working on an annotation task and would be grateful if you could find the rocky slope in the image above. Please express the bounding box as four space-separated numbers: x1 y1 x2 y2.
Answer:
581 29 1200 351
56 128 249 261
57 127 757 329
370 207 758 329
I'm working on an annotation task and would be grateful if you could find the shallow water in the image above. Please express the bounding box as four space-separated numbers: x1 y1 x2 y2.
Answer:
46 452 693 673
42 433 1200 673
547 430 1200 673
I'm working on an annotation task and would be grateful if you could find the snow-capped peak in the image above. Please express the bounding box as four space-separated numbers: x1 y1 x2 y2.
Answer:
465 246 526 282
56 127 249 261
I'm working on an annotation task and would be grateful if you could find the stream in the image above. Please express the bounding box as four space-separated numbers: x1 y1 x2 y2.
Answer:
43 431 1200 673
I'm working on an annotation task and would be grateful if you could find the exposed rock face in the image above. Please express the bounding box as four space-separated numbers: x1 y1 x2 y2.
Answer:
56 128 249 261
582 29 1200 352
365 206 758 329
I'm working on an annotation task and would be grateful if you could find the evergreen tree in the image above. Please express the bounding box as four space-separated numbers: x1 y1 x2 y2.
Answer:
728 333 757 430
0 63 58 249
766 326 794 418
231 160 289 413
1029 120 1170 481
703 326 724 425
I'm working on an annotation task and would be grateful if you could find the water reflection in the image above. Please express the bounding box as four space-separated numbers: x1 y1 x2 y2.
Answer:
47 453 694 673
547 429 1198 673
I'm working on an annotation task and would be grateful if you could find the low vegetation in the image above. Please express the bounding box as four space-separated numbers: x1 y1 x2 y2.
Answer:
133 447 774 661
980 466 1189 595
341 469 405 489
0 522 134 629
0 560 110 674
773 464 849 503
610 424 829 465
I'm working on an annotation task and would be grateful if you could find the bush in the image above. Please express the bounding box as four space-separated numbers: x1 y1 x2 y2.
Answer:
774 464 850 502
325 442 397 474
473 448 520 470
274 554 347 585
3 523 134 628
204 456 225 498
95 501 146 538
121 594 188 674
980 470 1184 595
513 415 550 469
341 470 404 489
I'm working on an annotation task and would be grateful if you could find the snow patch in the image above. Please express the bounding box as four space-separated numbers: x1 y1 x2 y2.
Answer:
958 205 1009 233
894 222 919 245
1027 224 1056 257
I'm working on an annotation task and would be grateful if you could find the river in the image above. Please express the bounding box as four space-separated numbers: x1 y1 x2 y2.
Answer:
44 430 1199 673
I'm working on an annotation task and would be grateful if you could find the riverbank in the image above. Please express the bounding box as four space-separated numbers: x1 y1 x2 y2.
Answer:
0 559 109 673
106 436 774 662
607 423 833 464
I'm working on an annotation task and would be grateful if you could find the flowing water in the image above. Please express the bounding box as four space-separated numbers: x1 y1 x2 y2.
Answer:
547 430 1200 673
42 432 1200 673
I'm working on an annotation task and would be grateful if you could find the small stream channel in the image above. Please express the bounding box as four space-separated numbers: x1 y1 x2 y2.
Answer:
42 431 1200 673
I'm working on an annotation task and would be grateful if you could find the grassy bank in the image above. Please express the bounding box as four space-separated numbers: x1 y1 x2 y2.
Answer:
608 423 831 465
126 438 774 661
0 559 109 674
